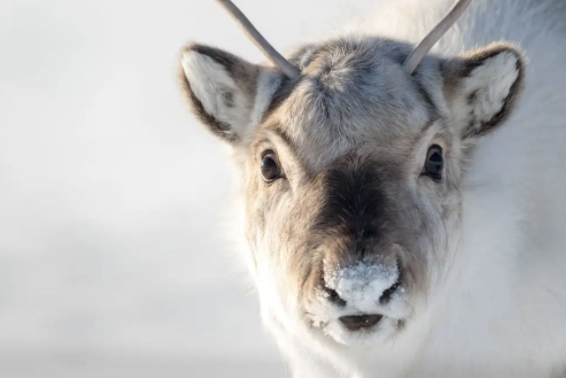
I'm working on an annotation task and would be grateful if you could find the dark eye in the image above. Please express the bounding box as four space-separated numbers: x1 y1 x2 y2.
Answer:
260 150 281 182
424 145 443 180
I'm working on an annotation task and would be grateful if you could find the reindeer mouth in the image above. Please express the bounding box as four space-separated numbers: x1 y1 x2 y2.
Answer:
338 314 383 331
309 309 408 346
332 274 401 332
305 266 410 345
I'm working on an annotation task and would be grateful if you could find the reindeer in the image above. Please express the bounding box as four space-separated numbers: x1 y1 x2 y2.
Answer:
177 0 566 376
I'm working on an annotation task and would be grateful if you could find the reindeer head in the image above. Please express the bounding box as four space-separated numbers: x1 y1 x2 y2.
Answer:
178 0 525 346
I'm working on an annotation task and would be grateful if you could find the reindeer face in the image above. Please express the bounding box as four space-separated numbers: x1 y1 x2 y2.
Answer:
179 37 524 346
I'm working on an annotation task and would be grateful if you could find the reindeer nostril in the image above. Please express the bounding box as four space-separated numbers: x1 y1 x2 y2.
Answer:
339 314 383 331
379 278 400 305
325 287 347 306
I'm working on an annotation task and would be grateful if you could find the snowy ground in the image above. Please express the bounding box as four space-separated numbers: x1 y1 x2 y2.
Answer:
0 0 377 376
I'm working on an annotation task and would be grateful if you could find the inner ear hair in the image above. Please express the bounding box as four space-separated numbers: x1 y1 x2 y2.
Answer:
183 43 259 99
442 42 526 139
178 61 236 142
461 42 524 77
179 43 261 143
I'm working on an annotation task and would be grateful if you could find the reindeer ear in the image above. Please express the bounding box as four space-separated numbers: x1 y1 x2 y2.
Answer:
442 42 525 139
179 44 282 143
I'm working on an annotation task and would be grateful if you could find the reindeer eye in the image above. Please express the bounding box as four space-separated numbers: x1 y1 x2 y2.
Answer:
260 150 281 182
424 145 443 181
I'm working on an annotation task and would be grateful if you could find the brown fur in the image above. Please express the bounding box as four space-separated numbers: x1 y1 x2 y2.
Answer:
178 34 525 345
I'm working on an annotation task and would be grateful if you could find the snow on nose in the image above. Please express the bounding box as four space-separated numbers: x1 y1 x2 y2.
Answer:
327 262 400 313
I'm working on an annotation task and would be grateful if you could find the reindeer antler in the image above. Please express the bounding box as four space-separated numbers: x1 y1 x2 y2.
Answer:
404 0 472 74
215 0 470 78
214 0 300 79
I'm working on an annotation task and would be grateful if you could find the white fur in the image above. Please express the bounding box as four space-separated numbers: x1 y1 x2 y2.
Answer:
451 51 522 135
464 52 519 124
257 1 566 377
181 50 251 136
250 69 283 131
181 1 566 377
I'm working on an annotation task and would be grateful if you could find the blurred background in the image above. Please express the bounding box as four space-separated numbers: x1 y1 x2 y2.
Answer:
0 0 379 377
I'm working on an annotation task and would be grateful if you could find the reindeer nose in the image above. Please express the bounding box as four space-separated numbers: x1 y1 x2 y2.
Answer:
339 314 383 331
326 275 400 332
327 278 398 332
325 262 401 313
326 277 400 306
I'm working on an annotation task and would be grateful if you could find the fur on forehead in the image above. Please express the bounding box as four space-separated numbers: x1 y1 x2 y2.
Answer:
261 37 438 165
